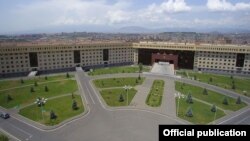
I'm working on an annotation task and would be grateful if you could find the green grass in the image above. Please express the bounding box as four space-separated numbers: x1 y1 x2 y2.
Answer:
19 95 84 126
100 88 137 106
88 65 150 76
0 80 78 108
0 74 73 91
0 133 9 141
175 82 247 111
177 70 250 97
146 80 165 107
177 98 225 124
175 82 246 111
93 77 145 88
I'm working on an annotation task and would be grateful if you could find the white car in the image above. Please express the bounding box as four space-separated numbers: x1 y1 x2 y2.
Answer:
0 112 10 119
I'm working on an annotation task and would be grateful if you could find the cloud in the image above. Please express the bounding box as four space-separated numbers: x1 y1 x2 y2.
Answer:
1 0 249 33
147 0 191 14
10 0 191 27
207 0 250 11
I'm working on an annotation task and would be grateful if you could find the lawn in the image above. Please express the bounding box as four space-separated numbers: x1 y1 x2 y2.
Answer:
176 98 225 124
19 95 84 126
0 74 73 91
93 77 145 88
100 88 137 106
177 70 250 97
146 80 165 107
88 65 150 76
0 133 9 141
175 82 247 111
0 80 78 108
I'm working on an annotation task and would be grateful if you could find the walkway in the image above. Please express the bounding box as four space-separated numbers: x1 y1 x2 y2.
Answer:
119 75 177 117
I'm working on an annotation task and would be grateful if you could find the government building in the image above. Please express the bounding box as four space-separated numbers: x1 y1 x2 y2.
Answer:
1 41 250 78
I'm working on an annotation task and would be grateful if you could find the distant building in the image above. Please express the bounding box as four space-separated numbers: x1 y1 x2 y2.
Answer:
0 41 250 77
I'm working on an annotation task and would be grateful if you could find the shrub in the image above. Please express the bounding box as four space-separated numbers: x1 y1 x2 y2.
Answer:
186 107 193 117
203 88 208 95
223 97 229 105
50 110 57 120
72 100 78 110
236 96 241 104
30 87 35 93
186 92 193 104
45 85 49 92
211 104 217 112
119 94 124 102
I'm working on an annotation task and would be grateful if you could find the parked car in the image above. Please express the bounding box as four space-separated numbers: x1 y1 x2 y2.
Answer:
0 112 10 119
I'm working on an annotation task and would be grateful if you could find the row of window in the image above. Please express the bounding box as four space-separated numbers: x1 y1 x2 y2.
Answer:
198 58 235 62
199 68 250 74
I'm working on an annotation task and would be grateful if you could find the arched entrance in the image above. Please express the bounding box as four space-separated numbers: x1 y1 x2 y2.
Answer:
151 53 178 69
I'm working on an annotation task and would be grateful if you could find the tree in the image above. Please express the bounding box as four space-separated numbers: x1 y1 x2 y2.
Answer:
138 74 141 80
186 92 193 104
30 87 35 93
236 96 241 104
209 77 213 82
194 75 197 80
139 63 143 73
119 94 124 102
181 85 183 90
7 94 13 102
211 104 217 112
223 97 229 105
71 92 75 99
232 83 236 90
20 78 24 84
203 88 208 95
34 81 38 87
50 110 57 120
45 85 49 92
66 72 70 78
186 107 193 117
45 76 48 80
135 79 139 84
0 134 9 141
72 100 78 110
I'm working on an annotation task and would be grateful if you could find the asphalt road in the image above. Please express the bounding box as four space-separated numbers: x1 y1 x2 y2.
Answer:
0 72 249 141
0 72 183 141
218 109 250 125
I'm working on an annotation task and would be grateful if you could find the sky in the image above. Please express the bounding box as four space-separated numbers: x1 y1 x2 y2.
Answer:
0 0 250 34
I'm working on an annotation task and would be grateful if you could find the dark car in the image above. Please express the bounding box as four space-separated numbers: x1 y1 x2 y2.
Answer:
0 112 10 119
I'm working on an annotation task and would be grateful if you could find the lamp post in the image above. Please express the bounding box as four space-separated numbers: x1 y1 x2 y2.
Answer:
123 85 132 106
174 92 186 116
34 97 47 122
213 105 217 125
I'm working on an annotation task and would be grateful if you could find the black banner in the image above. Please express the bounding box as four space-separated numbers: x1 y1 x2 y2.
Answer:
159 125 249 140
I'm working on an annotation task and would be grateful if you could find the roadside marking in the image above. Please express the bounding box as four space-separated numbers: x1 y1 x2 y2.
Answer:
85 83 96 104
9 123 32 140
10 108 90 132
76 74 88 105
218 108 250 124
0 128 21 141
89 81 104 107
236 115 250 124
